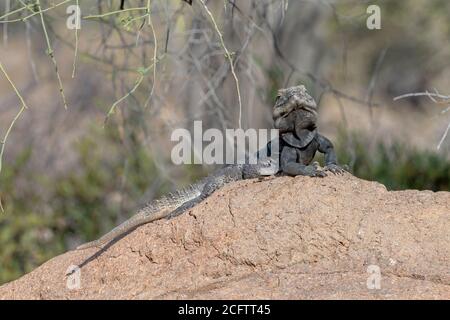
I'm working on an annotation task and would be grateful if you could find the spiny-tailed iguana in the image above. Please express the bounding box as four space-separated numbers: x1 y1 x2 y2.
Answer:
77 161 275 249
273 85 318 149
77 85 345 250
271 85 345 177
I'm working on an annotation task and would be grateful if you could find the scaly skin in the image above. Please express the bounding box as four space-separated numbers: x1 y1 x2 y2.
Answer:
77 85 346 250
273 85 318 148
77 164 272 250
76 183 201 249
272 85 346 177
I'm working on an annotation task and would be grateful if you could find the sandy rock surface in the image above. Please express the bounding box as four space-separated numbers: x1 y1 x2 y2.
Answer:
0 173 449 299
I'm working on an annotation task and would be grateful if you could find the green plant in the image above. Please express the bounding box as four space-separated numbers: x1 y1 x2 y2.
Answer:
336 131 450 191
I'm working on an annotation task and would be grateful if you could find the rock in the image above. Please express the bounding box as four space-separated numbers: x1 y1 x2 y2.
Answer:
0 173 449 299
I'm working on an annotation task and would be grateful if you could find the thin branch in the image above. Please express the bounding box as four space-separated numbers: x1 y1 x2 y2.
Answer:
394 90 450 150
83 7 148 20
72 0 80 78
0 1 28 21
199 0 243 129
365 47 388 123
144 0 157 108
0 0 72 24
3 0 10 46
0 61 29 109
36 0 68 109
25 20 39 82
105 56 164 125
437 122 450 150
394 92 450 102
0 61 29 212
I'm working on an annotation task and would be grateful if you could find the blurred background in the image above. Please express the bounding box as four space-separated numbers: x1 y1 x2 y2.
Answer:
0 0 449 284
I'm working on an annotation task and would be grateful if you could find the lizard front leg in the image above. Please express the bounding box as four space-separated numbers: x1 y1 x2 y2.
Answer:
280 146 326 177
317 134 346 174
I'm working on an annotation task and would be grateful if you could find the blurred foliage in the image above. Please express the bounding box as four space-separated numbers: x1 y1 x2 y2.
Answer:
0 125 177 284
336 130 450 191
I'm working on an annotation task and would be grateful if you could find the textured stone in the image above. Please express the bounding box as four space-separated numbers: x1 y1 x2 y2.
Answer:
0 173 449 299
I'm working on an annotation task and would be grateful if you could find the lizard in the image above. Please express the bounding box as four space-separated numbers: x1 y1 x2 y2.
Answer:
77 85 345 250
77 160 277 250
269 85 346 177
273 85 318 149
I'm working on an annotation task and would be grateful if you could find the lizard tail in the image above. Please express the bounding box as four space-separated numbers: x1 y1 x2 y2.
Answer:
76 182 203 250
76 208 170 250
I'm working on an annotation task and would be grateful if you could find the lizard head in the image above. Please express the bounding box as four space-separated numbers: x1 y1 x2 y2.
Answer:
273 85 317 119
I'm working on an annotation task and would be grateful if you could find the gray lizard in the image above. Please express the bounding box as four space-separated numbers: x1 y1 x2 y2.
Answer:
77 161 275 249
273 85 318 149
77 85 345 250
271 85 345 177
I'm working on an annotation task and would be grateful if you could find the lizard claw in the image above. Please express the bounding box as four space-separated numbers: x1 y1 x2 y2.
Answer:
324 164 346 175
305 164 327 177
314 170 327 178
310 161 327 177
